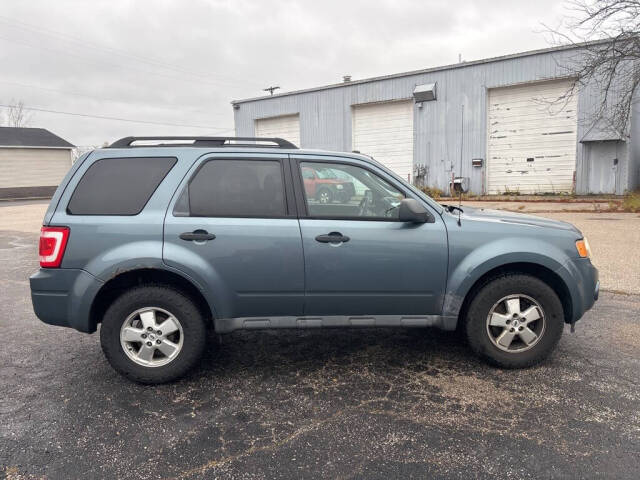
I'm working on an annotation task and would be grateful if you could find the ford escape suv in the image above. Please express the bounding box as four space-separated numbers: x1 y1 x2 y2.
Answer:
30 136 599 384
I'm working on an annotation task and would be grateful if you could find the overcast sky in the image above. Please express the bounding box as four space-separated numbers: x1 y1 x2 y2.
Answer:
0 0 570 146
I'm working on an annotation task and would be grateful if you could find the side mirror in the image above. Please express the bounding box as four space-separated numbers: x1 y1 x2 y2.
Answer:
398 198 430 223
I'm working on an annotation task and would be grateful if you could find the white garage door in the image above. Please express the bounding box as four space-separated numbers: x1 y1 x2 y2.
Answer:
352 100 414 182
255 114 300 147
487 79 578 194
0 148 71 188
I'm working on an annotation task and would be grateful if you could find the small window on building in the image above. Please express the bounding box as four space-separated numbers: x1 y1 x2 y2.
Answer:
187 159 285 217
67 157 177 215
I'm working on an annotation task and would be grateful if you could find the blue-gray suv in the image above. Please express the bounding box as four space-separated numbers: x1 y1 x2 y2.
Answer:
30 136 599 383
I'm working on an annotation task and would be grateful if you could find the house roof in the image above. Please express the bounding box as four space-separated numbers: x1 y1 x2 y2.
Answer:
232 39 611 105
0 127 74 148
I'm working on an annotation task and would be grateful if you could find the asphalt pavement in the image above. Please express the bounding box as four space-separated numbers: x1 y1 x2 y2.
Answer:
1 227 639 479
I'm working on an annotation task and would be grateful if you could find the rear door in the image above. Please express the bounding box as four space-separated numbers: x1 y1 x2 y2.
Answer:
291 154 448 316
163 153 304 319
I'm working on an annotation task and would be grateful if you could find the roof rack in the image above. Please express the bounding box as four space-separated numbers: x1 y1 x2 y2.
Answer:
107 136 298 149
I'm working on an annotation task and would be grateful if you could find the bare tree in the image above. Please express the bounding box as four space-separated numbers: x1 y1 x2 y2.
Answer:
545 1 640 136
5 100 33 128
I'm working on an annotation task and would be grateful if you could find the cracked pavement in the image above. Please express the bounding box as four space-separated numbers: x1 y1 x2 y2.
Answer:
1 228 639 479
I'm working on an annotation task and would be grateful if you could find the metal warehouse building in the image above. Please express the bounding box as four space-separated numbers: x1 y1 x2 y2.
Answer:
233 42 640 195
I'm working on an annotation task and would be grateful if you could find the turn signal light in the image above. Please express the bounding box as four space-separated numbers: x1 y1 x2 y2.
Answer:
575 239 589 258
39 226 70 268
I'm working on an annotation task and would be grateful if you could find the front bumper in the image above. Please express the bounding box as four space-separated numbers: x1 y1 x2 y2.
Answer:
30 268 104 333
558 258 599 324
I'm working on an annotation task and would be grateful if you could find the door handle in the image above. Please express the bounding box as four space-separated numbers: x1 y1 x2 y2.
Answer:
179 230 216 242
315 232 350 244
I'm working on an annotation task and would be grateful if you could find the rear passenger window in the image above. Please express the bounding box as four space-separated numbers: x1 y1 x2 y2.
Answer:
67 157 176 215
186 159 285 217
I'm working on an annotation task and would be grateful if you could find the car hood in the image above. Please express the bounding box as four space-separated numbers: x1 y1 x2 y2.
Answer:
459 206 581 233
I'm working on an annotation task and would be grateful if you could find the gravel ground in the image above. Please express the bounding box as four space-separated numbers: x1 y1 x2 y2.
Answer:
1 202 639 479
462 200 614 213
1 229 639 479
544 212 640 295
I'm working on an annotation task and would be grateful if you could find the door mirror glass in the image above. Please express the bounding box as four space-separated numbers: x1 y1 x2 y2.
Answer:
398 198 430 223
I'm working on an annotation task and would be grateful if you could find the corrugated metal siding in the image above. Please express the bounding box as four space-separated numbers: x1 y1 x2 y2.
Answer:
487 79 577 194
0 148 71 188
630 91 640 192
234 47 636 194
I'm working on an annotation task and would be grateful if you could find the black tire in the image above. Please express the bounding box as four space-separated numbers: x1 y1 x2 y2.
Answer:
100 285 207 384
316 187 333 204
464 274 564 368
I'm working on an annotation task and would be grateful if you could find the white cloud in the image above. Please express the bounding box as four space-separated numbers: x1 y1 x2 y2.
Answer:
0 0 567 146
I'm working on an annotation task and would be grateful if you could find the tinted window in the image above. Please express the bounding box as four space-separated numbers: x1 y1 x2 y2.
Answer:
300 161 404 219
67 157 176 215
188 160 285 217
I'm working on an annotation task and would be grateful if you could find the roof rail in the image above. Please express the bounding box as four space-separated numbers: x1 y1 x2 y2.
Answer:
107 136 298 149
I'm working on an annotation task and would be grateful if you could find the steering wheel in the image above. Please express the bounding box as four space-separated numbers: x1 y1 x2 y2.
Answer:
358 195 370 216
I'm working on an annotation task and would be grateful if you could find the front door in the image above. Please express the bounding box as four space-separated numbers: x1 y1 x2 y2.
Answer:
163 154 304 319
292 156 448 316
586 141 619 194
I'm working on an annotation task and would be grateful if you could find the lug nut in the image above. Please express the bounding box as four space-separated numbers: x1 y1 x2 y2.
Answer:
506 319 511 324
146 341 152 347
147 327 153 331
156 339 161 344
519 326 524 331
141 333 147 339
509 328 515 333
157 331 162 336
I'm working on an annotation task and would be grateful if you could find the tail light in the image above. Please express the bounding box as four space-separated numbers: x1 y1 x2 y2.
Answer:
39 226 70 268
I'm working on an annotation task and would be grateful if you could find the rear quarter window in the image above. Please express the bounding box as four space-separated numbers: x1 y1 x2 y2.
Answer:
67 156 177 215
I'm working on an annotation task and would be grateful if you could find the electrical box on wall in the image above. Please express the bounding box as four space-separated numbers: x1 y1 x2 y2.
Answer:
472 158 483 167
413 83 437 102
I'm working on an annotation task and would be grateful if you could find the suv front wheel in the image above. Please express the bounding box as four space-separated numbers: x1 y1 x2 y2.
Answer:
464 274 564 368
100 285 207 384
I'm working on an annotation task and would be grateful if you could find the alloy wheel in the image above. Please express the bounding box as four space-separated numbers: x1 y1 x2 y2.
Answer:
485 294 546 352
119 307 184 367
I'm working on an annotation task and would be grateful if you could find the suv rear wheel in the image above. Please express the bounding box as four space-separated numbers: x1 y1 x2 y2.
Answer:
100 285 207 384
464 274 564 368
316 187 333 204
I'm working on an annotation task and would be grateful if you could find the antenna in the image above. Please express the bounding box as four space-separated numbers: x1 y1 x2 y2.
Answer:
263 86 280 95
457 104 464 226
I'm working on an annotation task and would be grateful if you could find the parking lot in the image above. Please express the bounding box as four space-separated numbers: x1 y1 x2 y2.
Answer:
1 201 639 479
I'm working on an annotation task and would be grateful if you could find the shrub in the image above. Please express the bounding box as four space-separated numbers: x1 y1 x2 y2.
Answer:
418 186 444 199
621 190 640 212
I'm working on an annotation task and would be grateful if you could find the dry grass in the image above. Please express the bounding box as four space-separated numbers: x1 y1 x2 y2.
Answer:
418 186 444 199
621 190 640 212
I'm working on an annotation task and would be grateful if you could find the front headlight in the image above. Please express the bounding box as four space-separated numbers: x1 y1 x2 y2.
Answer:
575 237 592 259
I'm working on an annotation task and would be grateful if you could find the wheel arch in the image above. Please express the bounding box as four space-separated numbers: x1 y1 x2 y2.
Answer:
454 262 573 330
89 268 215 332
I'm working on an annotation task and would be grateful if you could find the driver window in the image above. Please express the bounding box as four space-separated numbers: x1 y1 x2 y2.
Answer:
299 161 404 219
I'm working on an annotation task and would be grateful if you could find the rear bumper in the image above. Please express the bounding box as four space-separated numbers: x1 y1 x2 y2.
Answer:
30 268 104 333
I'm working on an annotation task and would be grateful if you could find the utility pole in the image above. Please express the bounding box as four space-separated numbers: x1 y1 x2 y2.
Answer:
263 86 280 96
